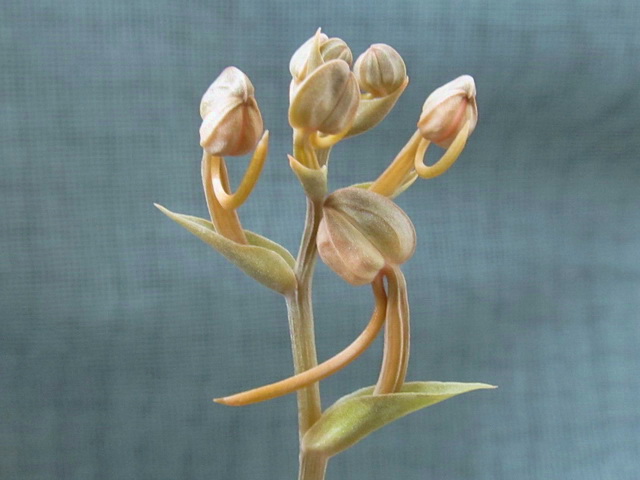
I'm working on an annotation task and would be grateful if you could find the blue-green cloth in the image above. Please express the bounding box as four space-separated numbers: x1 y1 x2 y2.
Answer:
2 1 639 479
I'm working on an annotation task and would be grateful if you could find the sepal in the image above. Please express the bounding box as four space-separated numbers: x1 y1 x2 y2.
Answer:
346 77 408 138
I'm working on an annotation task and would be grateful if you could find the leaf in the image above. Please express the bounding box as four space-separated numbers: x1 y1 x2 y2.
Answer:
244 231 296 269
155 204 297 294
302 381 496 457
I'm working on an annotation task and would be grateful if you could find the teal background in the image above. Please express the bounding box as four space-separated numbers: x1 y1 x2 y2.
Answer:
2 1 639 479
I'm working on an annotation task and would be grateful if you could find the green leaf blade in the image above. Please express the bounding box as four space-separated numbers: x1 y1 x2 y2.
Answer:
155 204 297 294
302 381 496 457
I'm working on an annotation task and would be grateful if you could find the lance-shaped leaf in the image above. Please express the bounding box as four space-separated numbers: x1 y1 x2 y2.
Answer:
302 381 496 457
156 204 297 294
171 211 296 268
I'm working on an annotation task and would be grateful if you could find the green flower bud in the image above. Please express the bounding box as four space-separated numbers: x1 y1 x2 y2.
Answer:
417 75 477 149
353 44 407 97
289 59 360 135
317 188 416 285
199 67 263 157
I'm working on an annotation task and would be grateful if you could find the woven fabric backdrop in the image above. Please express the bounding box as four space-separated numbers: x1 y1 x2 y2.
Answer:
2 1 640 479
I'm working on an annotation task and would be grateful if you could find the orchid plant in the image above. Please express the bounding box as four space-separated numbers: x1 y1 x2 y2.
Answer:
156 29 494 480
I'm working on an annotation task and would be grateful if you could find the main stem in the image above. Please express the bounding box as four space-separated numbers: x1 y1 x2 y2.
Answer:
298 451 328 480
286 197 324 439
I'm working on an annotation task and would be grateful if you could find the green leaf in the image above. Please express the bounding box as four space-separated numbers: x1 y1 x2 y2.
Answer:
302 381 496 457
244 231 296 269
155 204 297 294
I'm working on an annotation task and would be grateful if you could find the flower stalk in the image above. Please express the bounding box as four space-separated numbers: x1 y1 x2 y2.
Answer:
374 266 410 394
287 196 325 437
201 151 247 244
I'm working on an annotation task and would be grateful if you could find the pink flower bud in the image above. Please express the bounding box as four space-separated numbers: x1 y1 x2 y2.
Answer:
417 75 477 148
353 44 407 97
199 67 263 157
317 188 416 285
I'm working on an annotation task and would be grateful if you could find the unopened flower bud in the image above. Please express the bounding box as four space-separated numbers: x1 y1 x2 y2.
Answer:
289 59 359 134
290 30 352 83
417 75 477 148
353 44 407 97
320 37 353 66
199 67 263 157
317 187 416 285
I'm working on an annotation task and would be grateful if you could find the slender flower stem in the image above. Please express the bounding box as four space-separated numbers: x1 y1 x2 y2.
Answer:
201 151 247 244
368 130 422 197
374 266 410 395
210 130 270 210
214 277 386 406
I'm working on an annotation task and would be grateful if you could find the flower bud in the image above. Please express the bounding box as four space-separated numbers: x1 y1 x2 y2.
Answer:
317 188 416 285
320 37 353 66
289 59 360 134
290 30 352 83
417 75 477 148
353 44 407 97
199 67 263 157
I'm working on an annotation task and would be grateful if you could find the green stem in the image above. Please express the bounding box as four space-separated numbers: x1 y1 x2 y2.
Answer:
298 451 328 480
287 142 332 480
286 197 324 438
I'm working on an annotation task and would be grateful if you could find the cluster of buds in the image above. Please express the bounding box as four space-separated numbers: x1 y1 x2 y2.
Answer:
162 29 480 405
288 29 410 166
156 30 495 472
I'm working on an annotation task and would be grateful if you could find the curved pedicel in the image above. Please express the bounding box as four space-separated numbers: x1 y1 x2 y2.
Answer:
414 120 471 179
210 130 270 210
214 274 387 406
374 265 410 395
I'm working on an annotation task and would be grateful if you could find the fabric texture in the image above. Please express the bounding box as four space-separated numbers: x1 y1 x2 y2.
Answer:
2 1 639 479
